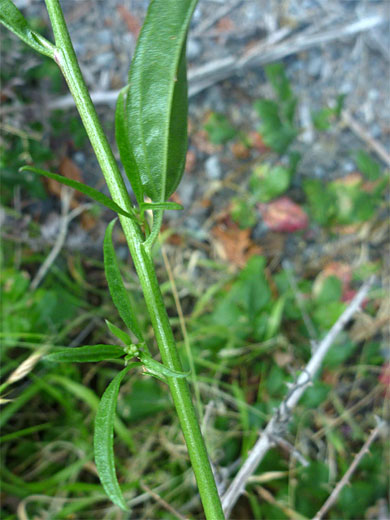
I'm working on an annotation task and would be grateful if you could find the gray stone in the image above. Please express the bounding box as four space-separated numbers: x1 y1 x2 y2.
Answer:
187 38 202 61
205 156 222 180
97 29 112 46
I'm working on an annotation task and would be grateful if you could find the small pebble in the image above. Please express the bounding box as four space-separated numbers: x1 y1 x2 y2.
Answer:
97 29 112 46
342 160 355 173
205 156 222 180
177 180 196 207
96 52 115 67
187 38 202 60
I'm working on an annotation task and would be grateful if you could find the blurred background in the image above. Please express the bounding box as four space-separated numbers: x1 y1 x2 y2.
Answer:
1 1 389 518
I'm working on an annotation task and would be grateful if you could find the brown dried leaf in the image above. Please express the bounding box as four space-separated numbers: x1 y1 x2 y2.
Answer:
216 17 235 33
43 157 85 212
211 216 262 268
185 149 197 173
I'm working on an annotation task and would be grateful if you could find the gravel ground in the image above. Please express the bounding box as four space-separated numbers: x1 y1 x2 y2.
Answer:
2 0 390 274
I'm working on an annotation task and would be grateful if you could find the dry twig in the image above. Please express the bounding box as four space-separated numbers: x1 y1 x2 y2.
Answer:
1 12 385 114
140 482 188 520
342 110 390 167
221 277 374 518
312 421 385 520
30 188 92 290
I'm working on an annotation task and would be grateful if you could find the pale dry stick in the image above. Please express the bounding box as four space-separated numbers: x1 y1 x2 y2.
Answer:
5 351 44 386
312 421 385 520
312 385 382 442
160 243 203 419
221 277 374 518
193 0 243 36
256 485 308 520
140 482 188 520
30 187 92 290
342 110 390 167
188 12 385 96
272 435 309 467
3 12 384 116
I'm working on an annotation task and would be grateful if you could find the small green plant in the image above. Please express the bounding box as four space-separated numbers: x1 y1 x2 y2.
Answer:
304 153 388 227
203 112 237 145
311 94 345 130
0 0 224 517
254 63 298 155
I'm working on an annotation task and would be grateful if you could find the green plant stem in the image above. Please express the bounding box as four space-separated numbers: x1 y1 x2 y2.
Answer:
44 1 224 517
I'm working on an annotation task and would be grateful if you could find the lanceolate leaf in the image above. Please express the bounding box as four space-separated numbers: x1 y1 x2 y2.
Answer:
126 0 198 203
94 364 138 511
104 220 143 340
0 0 55 58
115 86 144 205
139 352 190 380
20 166 136 220
105 320 132 346
45 345 125 363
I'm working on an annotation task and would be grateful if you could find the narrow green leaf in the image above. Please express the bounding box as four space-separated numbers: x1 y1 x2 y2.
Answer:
94 365 137 511
0 0 55 58
105 320 132 346
126 0 198 203
45 345 125 363
20 166 136 220
354 150 381 180
139 352 189 380
115 86 144 205
140 201 183 212
104 220 143 340
265 296 286 340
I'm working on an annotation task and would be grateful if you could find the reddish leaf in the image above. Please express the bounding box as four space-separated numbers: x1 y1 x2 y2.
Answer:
248 131 270 154
314 262 352 296
258 197 308 232
379 363 390 389
117 5 141 38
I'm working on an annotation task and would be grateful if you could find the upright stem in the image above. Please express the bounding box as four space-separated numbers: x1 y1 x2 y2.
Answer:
44 1 224 518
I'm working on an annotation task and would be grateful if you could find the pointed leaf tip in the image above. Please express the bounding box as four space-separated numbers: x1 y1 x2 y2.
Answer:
95 365 137 511
20 166 136 220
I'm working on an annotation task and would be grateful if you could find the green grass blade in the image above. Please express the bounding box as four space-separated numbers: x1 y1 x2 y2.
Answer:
20 166 136 220
48 374 135 452
94 364 136 511
0 0 55 58
44 345 125 363
104 220 143 340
